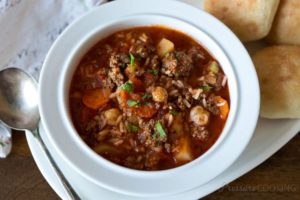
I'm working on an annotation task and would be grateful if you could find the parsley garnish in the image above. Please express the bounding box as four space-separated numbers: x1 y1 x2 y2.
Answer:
148 69 159 76
127 99 139 107
170 110 178 116
154 121 167 139
127 53 137 73
119 82 134 93
129 53 135 66
142 93 152 100
127 124 139 133
200 84 213 92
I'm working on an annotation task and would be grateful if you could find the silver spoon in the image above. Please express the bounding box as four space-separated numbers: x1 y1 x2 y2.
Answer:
0 68 80 200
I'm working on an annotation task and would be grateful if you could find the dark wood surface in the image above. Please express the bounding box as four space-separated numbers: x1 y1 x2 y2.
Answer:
0 132 299 200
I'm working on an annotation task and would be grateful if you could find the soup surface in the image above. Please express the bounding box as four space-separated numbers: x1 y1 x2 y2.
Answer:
69 26 230 170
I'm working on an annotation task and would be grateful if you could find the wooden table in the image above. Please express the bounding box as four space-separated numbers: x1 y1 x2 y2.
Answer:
0 132 299 200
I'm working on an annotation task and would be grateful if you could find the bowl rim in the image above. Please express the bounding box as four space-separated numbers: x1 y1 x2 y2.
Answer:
39 0 260 197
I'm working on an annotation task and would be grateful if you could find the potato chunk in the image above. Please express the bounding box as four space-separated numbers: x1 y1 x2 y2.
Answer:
174 137 193 162
157 38 175 57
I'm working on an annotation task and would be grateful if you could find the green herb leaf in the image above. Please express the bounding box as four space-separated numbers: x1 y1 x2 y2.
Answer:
127 99 139 107
155 121 167 138
127 124 139 133
209 61 219 74
127 64 137 74
127 54 137 74
119 82 134 93
0 141 5 147
148 69 159 76
170 110 178 116
200 84 213 92
130 53 135 66
126 53 137 74
142 93 152 100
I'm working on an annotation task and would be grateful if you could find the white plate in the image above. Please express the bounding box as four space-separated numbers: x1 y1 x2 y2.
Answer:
26 0 299 199
26 118 300 200
39 0 258 196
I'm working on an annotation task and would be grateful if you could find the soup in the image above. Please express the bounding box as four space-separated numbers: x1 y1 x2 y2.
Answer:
69 26 230 170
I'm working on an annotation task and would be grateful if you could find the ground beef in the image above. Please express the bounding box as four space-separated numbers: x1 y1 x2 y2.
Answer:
108 67 124 86
168 83 193 111
96 69 115 90
161 52 177 76
161 51 193 77
190 124 209 141
109 52 130 69
129 41 155 59
149 55 160 68
175 51 193 75
206 94 220 115
137 119 156 147
108 53 129 86
188 46 207 63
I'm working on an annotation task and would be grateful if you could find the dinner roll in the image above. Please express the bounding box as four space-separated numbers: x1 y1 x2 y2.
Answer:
267 0 300 45
204 0 280 42
252 46 300 118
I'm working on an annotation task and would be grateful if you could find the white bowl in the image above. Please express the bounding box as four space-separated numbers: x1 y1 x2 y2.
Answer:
39 0 259 197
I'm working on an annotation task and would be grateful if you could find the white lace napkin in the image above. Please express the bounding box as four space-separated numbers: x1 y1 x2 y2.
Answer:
0 0 107 158
0 124 12 158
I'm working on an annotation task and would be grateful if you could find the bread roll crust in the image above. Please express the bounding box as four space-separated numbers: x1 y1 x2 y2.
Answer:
253 46 300 118
204 0 280 42
267 0 300 45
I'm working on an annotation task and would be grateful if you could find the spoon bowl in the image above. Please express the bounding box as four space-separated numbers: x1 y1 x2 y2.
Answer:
0 68 39 131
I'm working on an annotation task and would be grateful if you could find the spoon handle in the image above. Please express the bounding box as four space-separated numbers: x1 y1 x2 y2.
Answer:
32 128 81 200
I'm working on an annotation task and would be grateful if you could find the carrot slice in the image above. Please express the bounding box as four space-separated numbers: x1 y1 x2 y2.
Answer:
82 88 111 110
214 96 229 120
118 90 129 107
118 89 156 118
129 76 144 92
134 105 157 118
